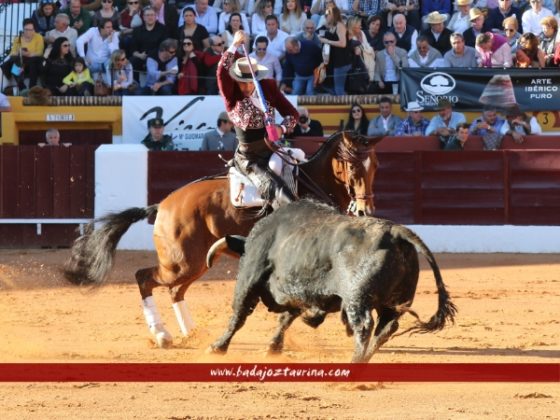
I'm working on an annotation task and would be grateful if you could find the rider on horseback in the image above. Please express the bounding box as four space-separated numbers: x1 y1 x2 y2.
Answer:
217 30 299 208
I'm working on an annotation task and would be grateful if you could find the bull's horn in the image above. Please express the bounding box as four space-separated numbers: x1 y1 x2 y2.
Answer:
207 237 228 268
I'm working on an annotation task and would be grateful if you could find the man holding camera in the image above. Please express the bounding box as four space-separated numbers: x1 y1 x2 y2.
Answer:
288 107 324 138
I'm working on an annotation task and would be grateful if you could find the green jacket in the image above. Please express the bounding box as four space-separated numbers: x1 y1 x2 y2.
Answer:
141 135 175 151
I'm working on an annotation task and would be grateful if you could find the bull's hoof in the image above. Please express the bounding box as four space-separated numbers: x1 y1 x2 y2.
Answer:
267 343 283 355
206 344 227 355
149 324 173 348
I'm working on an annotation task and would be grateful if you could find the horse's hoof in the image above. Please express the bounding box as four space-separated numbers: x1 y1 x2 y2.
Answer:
150 324 173 348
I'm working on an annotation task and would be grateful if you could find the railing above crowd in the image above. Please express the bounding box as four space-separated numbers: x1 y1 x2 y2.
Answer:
1 0 559 99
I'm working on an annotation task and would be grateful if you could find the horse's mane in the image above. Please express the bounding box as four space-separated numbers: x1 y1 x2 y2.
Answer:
303 131 372 166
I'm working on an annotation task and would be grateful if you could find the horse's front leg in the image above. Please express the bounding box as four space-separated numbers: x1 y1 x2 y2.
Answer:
136 267 173 348
170 283 196 336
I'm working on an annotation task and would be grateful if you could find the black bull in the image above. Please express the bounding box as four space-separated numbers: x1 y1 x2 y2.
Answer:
206 199 457 363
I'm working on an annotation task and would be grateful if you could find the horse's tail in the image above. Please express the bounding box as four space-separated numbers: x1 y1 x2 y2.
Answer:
64 205 159 286
391 224 458 334
206 235 246 268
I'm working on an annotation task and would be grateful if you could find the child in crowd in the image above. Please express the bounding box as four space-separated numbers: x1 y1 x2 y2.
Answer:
62 57 94 96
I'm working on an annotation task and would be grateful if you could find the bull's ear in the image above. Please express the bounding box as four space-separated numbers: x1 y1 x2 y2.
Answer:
226 235 246 256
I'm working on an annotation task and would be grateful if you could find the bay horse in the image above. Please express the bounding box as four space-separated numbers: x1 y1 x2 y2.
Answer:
64 131 382 347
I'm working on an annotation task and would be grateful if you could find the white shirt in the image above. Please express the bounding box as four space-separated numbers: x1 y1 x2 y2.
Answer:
76 27 120 66
218 11 251 35
254 29 289 59
250 51 283 83
522 7 553 35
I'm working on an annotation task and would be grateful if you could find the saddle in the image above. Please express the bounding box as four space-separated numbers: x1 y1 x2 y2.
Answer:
229 147 306 208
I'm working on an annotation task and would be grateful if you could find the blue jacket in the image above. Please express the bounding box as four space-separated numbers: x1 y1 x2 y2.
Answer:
283 40 323 81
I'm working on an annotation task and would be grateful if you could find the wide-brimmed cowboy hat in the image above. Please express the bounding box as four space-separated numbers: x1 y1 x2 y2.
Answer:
423 11 448 24
469 8 484 21
229 57 268 82
404 101 424 112
457 0 473 6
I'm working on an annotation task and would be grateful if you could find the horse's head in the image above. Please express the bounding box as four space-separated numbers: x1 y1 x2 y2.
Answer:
335 131 381 217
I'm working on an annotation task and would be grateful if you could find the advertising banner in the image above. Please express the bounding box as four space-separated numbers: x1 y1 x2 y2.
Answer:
400 68 560 112
122 95 297 150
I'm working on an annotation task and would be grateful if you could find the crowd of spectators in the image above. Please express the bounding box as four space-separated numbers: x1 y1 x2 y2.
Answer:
2 0 559 97
340 96 542 150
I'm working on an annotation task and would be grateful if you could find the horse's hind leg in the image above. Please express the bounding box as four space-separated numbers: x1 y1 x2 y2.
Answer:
268 310 301 354
169 283 196 336
137 267 173 348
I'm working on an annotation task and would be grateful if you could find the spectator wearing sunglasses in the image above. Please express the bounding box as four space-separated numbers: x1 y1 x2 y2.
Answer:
250 36 282 85
200 35 226 94
372 32 408 95
486 0 523 33
142 38 179 95
177 36 201 94
343 103 369 136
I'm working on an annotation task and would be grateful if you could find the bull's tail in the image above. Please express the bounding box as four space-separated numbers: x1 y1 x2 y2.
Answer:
64 205 159 286
206 235 247 268
392 225 458 334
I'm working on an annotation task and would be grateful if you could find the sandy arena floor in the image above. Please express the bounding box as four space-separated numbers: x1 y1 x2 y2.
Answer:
0 249 558 419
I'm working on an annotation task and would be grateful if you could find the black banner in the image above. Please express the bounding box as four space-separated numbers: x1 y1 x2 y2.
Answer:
400 68 560 111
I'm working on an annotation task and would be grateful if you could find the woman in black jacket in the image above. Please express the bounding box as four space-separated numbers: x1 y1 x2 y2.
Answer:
43 37 74 96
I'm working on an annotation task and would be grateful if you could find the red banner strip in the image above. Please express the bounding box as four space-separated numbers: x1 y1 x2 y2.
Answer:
0 363 557 382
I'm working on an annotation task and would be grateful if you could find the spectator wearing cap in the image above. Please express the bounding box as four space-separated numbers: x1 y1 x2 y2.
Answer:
426 98 466 137
421 0 452 23
505 105 542 144
288 106 324 138
448 0 473 35
475 32 513 67
142 118 175 150
486 0 523 34
443 32 478 67
421 11 453 55
201 112 237 151
440 122 471 150
395 101 430 136
463 8 491 48
367 96 402 136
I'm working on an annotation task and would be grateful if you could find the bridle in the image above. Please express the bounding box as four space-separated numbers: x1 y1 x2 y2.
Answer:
335 134 375 214
265 132 375 214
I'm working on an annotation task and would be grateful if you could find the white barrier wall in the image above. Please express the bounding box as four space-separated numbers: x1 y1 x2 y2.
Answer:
95 145 560 253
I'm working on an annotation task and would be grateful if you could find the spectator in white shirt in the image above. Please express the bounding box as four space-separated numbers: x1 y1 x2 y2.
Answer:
251 0 273 35
250 35 282 85
76 18 119 75
44 13 78 57
522 0 553 35
254 14 289 59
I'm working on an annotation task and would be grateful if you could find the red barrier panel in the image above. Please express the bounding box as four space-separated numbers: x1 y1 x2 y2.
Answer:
147 149 560 226
0 145 95 247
